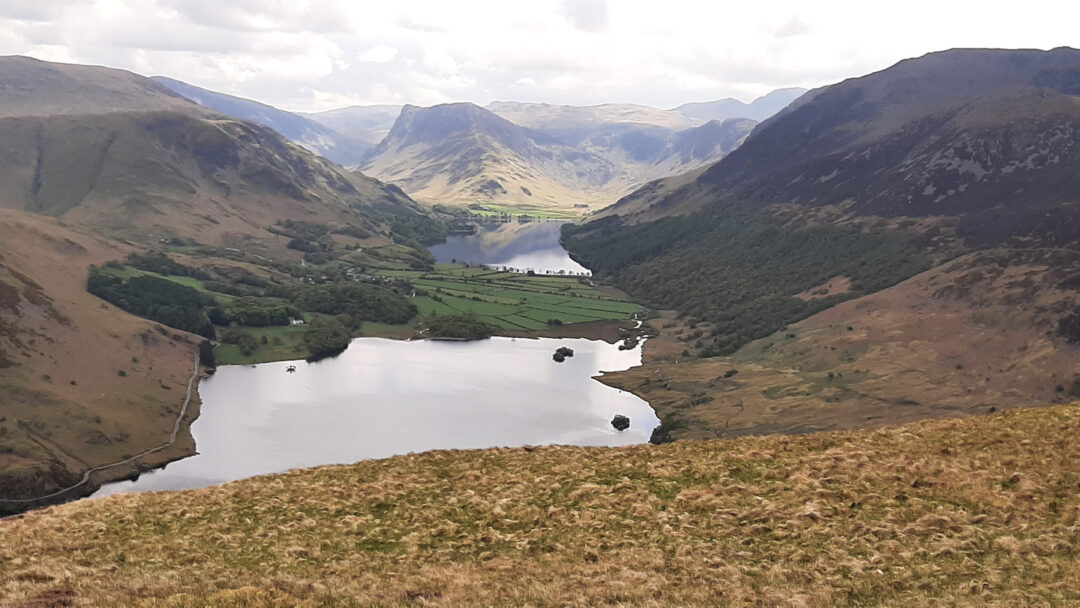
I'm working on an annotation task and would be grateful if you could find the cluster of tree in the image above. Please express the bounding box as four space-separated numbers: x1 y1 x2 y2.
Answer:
565 209 930 356
87 269 216 338
302 317 352 359
126 252 210 280
292 283 416 329
269 220 331 242
207 298 301 327
332 225 372 240
389 215 448 247
426 315 495 340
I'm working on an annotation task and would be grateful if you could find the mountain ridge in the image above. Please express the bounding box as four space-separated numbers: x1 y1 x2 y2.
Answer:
150 76 370 166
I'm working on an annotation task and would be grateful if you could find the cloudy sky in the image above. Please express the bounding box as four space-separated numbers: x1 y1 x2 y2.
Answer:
1 0 1077 112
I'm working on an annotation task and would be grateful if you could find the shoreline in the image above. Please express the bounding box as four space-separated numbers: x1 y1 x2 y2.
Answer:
218 318 641 366
6 319 651 514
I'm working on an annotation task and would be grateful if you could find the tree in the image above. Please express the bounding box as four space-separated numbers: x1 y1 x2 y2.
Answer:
302 317 352 360
197 340 216 368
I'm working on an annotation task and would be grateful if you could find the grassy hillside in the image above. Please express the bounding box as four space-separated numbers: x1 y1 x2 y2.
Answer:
1 403 1077 606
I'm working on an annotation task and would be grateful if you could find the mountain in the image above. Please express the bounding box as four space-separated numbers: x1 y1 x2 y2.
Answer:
365 103 757 212
361 102 616 212
0 57 421 254
3 402 1078 604
673 87 807 122
0 56 197 117
599 48 1080 238
151 76 369 166
565 48 1080 436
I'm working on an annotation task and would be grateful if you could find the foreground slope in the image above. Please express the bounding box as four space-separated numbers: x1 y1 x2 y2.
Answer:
2 404 1078 606
0 210 198 503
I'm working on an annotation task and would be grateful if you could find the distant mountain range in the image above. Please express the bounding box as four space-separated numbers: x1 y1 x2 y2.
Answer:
149 77 805 210
673 88 807 122
361 102 763 210
151 77 370 166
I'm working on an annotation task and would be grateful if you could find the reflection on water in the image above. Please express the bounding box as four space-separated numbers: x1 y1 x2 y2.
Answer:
93 337 657 496
428 222 590 275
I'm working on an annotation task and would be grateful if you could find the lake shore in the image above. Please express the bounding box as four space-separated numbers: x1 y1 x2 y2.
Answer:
91 335 658 497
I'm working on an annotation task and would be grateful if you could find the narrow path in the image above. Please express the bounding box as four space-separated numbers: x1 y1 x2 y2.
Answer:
0 351 201 506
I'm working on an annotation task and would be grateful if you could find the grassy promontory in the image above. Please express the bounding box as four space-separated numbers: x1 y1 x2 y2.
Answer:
2 403 1078 606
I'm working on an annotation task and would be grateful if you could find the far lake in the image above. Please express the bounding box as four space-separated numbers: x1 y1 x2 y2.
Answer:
428 221 591 275
93 336 657 497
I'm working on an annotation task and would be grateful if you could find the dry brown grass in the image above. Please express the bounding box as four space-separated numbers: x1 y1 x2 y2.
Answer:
2 403 1078 607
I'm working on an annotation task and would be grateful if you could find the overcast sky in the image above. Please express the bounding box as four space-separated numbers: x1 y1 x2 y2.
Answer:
1 0 1077 112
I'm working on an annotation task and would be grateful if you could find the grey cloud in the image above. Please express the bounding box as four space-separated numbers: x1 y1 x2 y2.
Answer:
0 0 65 22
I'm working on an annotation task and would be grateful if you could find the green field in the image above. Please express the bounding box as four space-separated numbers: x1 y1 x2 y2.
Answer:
382 265 642 331
213 324 311 365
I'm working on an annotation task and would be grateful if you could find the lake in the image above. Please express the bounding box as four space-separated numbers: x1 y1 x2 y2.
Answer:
428 221 591 275
93 336 657 497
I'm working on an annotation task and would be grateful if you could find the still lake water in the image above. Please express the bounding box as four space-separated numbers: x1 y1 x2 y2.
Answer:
93 336 657 496
428 221 591 275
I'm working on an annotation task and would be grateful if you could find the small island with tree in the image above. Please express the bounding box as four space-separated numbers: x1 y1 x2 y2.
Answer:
552 346 575 362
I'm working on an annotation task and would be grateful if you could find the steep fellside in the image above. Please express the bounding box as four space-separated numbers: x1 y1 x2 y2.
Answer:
151 76 369 166
0 57 423 257
596 47 1080 233
1 403 1078 605
0 210 198 506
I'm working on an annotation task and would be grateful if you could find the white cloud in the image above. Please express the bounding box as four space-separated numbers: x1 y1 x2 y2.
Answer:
0 0 1077 111
357 44 398 63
